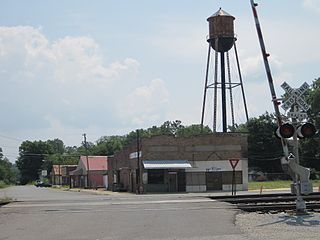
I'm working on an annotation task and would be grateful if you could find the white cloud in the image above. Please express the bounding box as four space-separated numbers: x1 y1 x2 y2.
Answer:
0 26 146 161
303 0 320 14
0 26 140 87
117 79 170 126
241 55 263 77
0 25 145 134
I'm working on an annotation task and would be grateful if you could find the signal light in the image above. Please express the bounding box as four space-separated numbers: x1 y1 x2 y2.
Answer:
297 123 316 139
275 123 295 139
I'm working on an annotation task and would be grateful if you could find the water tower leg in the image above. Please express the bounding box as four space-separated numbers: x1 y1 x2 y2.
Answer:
226 51 235 128
234 41 249 122
200 44 211 132
221 52 227 132
213 38 219 132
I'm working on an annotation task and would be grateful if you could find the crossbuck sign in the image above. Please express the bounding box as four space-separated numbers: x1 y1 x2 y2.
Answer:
281 82 310 112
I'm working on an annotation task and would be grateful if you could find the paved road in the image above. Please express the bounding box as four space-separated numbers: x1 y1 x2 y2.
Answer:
0 186 249 240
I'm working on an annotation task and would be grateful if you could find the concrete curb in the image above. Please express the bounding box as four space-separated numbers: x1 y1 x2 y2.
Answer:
65 188 133 196
54 186 320 197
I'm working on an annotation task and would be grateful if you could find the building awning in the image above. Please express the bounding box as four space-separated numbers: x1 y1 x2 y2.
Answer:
69 168 83 176
142 160 192 169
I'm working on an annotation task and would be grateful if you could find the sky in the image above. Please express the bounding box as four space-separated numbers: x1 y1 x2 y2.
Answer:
0 0 319 162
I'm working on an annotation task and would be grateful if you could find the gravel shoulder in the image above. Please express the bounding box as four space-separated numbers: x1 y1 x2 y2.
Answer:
236 212 320 240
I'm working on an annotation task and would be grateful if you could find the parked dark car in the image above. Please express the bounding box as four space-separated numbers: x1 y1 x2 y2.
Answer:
35 180 52 187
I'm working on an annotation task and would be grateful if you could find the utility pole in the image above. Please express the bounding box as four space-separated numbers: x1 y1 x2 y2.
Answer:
136 130 143 194
58 164 61 186
83 133 90 189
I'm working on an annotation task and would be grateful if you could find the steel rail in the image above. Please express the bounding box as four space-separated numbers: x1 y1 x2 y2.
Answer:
237 203 320 212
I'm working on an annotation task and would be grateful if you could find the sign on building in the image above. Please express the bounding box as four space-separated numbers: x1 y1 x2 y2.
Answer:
41 170 47 177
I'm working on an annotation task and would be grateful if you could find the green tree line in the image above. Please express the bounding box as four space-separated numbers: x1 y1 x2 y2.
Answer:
0 147 18 187
232 77 320 177
15 122 212 184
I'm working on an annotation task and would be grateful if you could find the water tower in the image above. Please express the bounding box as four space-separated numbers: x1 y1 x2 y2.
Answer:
200 8 249 132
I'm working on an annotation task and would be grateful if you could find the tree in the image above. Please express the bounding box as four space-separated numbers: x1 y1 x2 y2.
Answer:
47 139 65 154
233 113 283 173
43 139 79 174
0 147 16 184
16 140 53 184
93 136 126 156
299 77 320 173
176 124 212 137
160 120 184 136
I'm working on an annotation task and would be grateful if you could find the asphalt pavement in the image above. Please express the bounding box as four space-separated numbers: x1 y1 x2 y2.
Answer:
0 186 250 240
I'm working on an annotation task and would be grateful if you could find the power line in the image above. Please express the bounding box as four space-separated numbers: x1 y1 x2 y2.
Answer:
0 134 23 142
0 145 19 149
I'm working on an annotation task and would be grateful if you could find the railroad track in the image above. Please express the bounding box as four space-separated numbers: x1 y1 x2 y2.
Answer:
209 192 320 213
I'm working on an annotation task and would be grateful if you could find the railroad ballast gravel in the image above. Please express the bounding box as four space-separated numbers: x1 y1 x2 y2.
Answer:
236 212 320 240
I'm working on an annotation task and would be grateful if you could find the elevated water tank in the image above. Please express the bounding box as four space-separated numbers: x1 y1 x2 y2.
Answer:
207 8 235 52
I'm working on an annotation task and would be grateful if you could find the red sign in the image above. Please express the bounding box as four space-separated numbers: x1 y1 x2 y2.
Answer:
229 159 240 170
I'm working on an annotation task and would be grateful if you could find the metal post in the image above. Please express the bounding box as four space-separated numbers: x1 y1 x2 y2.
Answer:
221 52 227 132
137 130 143 194
231 169 234 195
213 38 219 132
250 0 289 157
58 164 61 186
234 41 249 122
292 108 306 213
226 51 235 128
201 44 211 132
251 0 308 214
232 169 237 196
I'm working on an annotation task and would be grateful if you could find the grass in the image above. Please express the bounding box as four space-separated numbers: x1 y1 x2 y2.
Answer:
0 197 12 205
248 180 320 190
0 181 10 189
52 185 70 190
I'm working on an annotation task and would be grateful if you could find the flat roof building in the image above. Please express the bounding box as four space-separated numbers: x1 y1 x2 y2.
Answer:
108 133 248 193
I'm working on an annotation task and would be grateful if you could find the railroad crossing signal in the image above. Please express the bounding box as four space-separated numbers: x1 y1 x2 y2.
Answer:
281 82 310 112
297 123 317 138
276 122 316 139
275 123 295 139
276 81 316 139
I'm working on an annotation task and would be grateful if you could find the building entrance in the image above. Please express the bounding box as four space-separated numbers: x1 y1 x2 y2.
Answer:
206 172 222 190
168 172 177 192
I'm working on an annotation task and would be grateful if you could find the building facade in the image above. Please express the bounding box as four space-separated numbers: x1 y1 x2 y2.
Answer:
70 156 108 188
108 133 248 193
50 165 77 186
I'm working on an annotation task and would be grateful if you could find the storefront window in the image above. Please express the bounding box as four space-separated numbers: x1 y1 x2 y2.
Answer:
148 170 164 184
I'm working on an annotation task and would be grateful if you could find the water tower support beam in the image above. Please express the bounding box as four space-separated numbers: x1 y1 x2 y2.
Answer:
200 44 212 132
226 51 235 128
234 41 249 122
221 52 227 132
213 38 219 132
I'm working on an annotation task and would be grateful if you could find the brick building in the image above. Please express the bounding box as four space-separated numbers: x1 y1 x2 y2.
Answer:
50 165 77 185
108 133 248 193
70 156 108 188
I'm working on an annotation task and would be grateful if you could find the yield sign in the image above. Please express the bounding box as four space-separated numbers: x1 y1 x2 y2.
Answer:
281 82 310 111
229 159 240 170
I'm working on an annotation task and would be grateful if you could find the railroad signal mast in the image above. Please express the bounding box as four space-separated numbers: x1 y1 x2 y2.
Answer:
250 1 317 213
276 82 316 212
